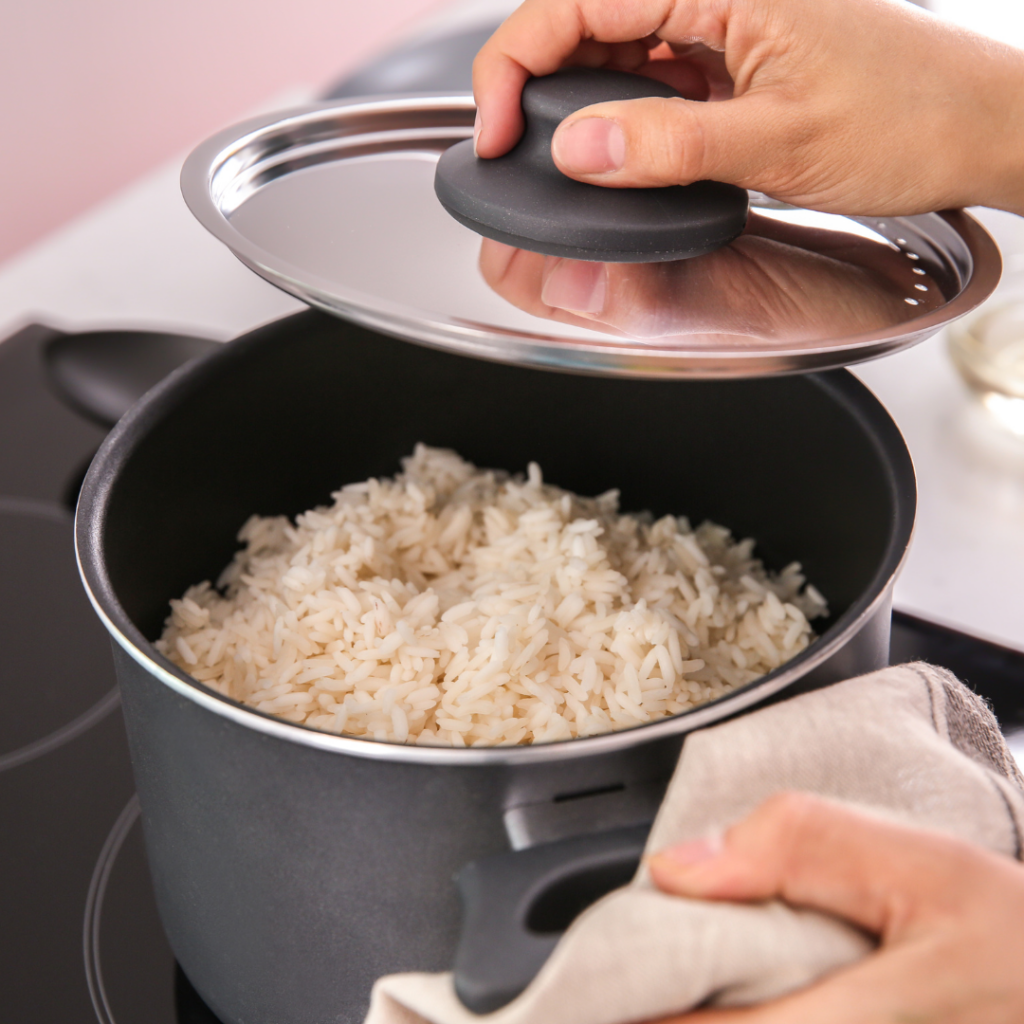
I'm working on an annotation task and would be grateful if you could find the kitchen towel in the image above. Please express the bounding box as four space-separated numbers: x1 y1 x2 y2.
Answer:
363 662 1024 1024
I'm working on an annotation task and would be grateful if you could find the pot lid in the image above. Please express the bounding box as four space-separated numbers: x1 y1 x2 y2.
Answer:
181 95 1001 378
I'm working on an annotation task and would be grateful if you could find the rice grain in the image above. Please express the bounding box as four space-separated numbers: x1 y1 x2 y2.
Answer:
157 446 827 746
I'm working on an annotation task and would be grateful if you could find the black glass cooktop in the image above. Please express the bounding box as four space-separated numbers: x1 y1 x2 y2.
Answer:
2 319 1023 1024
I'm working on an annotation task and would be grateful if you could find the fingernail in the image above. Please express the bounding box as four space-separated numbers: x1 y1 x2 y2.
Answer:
473 110 483 157
553 118 626 175
541 258 607 313
658 832 724 866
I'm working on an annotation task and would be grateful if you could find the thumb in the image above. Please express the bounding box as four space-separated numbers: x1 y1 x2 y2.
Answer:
550 94 788 190
647 792 991 940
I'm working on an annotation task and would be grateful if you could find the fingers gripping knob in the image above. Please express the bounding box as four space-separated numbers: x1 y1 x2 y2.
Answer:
434 67 749 262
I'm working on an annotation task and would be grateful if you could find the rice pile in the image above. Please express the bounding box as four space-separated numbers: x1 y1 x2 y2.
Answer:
157 446 827 746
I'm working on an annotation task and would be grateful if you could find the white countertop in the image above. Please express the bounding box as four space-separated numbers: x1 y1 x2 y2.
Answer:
2 83 1022 656
854 216 1024 653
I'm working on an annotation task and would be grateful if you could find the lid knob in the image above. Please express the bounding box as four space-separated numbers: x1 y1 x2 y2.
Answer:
434 67 749 262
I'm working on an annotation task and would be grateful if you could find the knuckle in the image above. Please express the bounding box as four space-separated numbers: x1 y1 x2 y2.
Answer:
757 790 824 835
737 792 831 883
631 97 707 184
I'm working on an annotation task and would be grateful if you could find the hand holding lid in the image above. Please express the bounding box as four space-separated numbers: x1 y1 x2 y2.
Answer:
434 68 749 262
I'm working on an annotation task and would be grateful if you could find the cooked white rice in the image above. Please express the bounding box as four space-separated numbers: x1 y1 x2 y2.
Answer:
157 445 827 746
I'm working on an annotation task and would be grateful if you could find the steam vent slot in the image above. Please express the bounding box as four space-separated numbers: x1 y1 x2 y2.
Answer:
504 778 667 849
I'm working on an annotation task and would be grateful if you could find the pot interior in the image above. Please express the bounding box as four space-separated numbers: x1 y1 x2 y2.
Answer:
90 310 913 675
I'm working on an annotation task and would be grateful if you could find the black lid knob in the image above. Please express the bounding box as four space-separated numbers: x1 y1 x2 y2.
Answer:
434 67 749 262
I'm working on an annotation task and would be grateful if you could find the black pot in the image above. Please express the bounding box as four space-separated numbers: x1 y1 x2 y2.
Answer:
76 309 914 1024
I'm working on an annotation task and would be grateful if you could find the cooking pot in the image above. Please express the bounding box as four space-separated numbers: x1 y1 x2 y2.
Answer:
76 307 914 1024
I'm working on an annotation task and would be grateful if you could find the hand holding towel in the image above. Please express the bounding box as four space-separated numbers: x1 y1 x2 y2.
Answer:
365 663 1024 1024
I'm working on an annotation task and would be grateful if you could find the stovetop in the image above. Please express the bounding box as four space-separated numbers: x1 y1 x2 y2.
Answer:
2 319 1023 1024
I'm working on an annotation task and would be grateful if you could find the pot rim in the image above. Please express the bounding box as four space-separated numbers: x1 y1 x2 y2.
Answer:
75 314 916 765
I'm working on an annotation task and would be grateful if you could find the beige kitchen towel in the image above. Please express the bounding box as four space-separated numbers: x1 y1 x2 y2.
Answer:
364 663 1024 1024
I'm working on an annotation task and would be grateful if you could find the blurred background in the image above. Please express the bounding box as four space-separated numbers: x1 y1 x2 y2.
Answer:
1 0 1023 269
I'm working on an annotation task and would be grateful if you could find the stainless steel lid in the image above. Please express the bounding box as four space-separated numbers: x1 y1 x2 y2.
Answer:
181 95 1002 378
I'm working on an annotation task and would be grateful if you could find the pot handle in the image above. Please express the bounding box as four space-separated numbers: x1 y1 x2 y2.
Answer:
453 824 650 1014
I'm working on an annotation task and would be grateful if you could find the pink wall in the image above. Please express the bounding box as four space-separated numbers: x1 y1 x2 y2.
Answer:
0 0 444 266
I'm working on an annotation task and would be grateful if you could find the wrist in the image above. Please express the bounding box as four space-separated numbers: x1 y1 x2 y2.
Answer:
962 43 1024 216
996 54 1024 216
